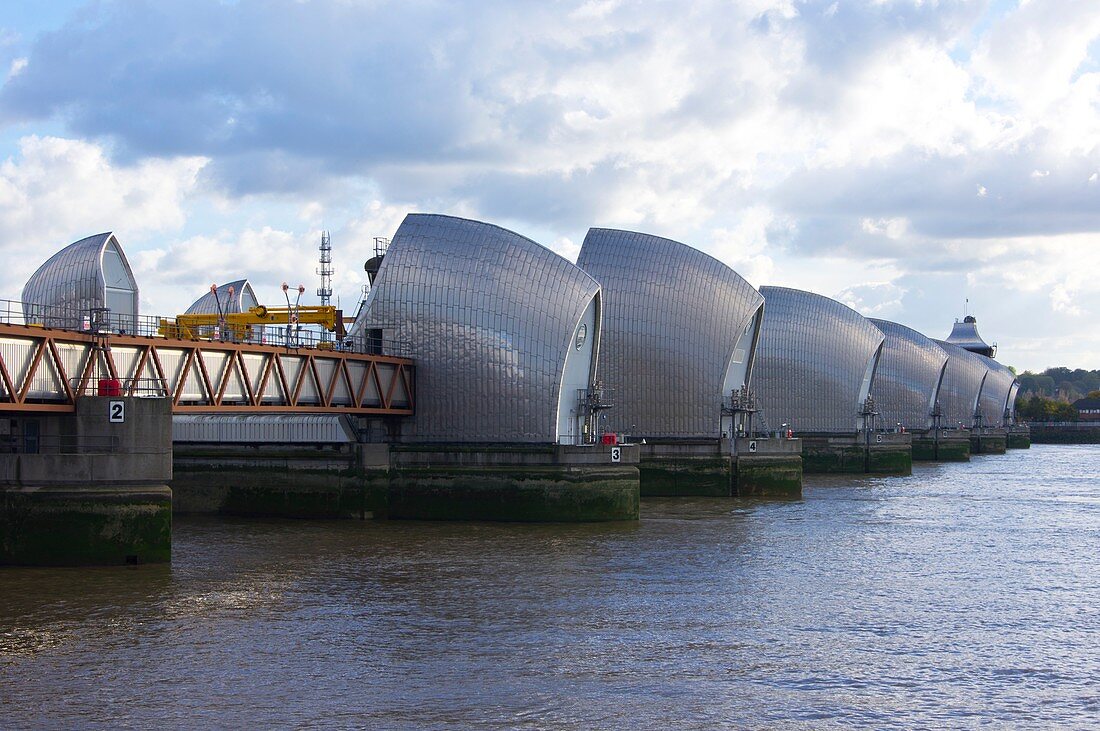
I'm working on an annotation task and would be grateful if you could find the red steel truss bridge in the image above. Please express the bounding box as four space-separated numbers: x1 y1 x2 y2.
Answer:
0 322 414 415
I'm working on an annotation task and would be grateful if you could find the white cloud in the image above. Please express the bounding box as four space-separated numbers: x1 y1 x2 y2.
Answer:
972 0 1100 118
6 57 26 81
133 226 319 316
835 281 907 318
0 135 205 296
0 1 1097 370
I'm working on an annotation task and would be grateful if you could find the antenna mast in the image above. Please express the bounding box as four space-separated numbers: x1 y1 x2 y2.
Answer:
317 230 334 343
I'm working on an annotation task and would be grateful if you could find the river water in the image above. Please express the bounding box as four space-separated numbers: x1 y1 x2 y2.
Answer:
1 444 1097 729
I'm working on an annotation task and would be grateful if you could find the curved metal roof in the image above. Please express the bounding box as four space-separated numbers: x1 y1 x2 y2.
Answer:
754 287 885 434
977 354 1018 426
353 213 601 443
945 316 995 357
576 228 764 438
869 319 949 431
22 232 138 329
185 279 259 315
934 340 989 428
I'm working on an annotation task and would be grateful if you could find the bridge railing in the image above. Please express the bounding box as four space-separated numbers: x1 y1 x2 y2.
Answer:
0 297 413 357
67 377 169 398
1026 421 1095 429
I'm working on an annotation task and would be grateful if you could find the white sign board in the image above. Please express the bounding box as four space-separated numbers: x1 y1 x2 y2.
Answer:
875 433 882 443
108 400 125 423
610 446 621 463
748 440 758 453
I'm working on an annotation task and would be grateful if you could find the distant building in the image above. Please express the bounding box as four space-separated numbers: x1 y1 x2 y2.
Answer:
941 313 1018 426
351 213 601 444
1073 396 1100 422
576 228 764 439
754 287 885 434
945 315 995 358
185 279 259 315
22 232 139 332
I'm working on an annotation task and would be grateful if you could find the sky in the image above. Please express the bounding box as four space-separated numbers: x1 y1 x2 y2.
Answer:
0 0 1097 372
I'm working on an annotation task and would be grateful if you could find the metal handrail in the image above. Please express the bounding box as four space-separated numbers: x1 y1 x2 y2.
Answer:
1026 421 1094 428
67 376 169 398
0 296 413 357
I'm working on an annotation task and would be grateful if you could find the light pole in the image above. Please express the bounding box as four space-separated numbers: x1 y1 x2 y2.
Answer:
282 282 305 348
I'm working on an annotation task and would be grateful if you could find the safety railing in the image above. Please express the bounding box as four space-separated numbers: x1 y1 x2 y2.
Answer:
68 377 169 398
0 297 413 357
1026 421 1096 428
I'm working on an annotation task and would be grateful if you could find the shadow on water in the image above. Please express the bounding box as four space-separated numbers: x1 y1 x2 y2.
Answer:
1 445 1097 729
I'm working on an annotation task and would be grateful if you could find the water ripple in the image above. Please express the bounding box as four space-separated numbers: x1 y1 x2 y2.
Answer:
0 444 1097 729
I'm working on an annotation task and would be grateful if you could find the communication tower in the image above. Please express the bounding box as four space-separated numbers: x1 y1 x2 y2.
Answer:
317 230 333 342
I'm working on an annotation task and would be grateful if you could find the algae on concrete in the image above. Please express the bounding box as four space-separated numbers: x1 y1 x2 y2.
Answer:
970 434 1007 455
387 465 640 522
732 456 802 498
1 486 171 566
639 458 732 497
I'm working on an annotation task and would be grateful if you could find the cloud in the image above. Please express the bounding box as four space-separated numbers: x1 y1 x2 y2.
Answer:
835 281 907 319
132 198 416 317
1 0 1099 371
0 135 204 295
6 57 26 81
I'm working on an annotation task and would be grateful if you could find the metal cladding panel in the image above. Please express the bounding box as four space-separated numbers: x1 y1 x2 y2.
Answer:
576 228 764 438
869 319 949 431
354 213 600 442
977 354 1017 425
754 287 885 434
172 415 354 443
185 279 259 314
22 232 138 328
935 340 989 427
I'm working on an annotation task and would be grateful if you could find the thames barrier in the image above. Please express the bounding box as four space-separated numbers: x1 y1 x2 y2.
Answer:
2 218 1030 566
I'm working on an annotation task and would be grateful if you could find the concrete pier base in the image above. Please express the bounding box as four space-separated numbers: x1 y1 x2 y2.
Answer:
1006 425 1031 449
1 397 173 566
638 439 802 498
387 445 639 522
172 444 371 518
172 443 640 522
1 485 171 566
970 428 1007 455
912 429 971 461
800 432 912 475
638 442 730 497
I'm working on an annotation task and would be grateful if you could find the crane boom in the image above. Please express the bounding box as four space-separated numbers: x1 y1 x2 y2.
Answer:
159 305 345 342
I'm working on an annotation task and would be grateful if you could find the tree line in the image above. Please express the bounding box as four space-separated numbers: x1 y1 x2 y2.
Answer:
1012 367 1100 422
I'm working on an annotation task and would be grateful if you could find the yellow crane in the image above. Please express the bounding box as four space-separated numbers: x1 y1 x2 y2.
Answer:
159 305 346 344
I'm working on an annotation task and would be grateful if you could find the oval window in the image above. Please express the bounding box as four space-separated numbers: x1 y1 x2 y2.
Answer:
575 323 588 350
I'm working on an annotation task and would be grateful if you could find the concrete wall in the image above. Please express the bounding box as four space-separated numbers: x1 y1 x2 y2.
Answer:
911 430 971 461
636 439 802 497
970 428 1007 455
800 433 912 475
1 396 173 566
172 442 640 522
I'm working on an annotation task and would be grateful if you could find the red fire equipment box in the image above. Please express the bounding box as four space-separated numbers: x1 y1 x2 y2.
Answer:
97 378 122 397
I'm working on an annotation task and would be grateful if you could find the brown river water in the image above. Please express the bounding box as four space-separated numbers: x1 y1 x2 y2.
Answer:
1 444 1098 729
